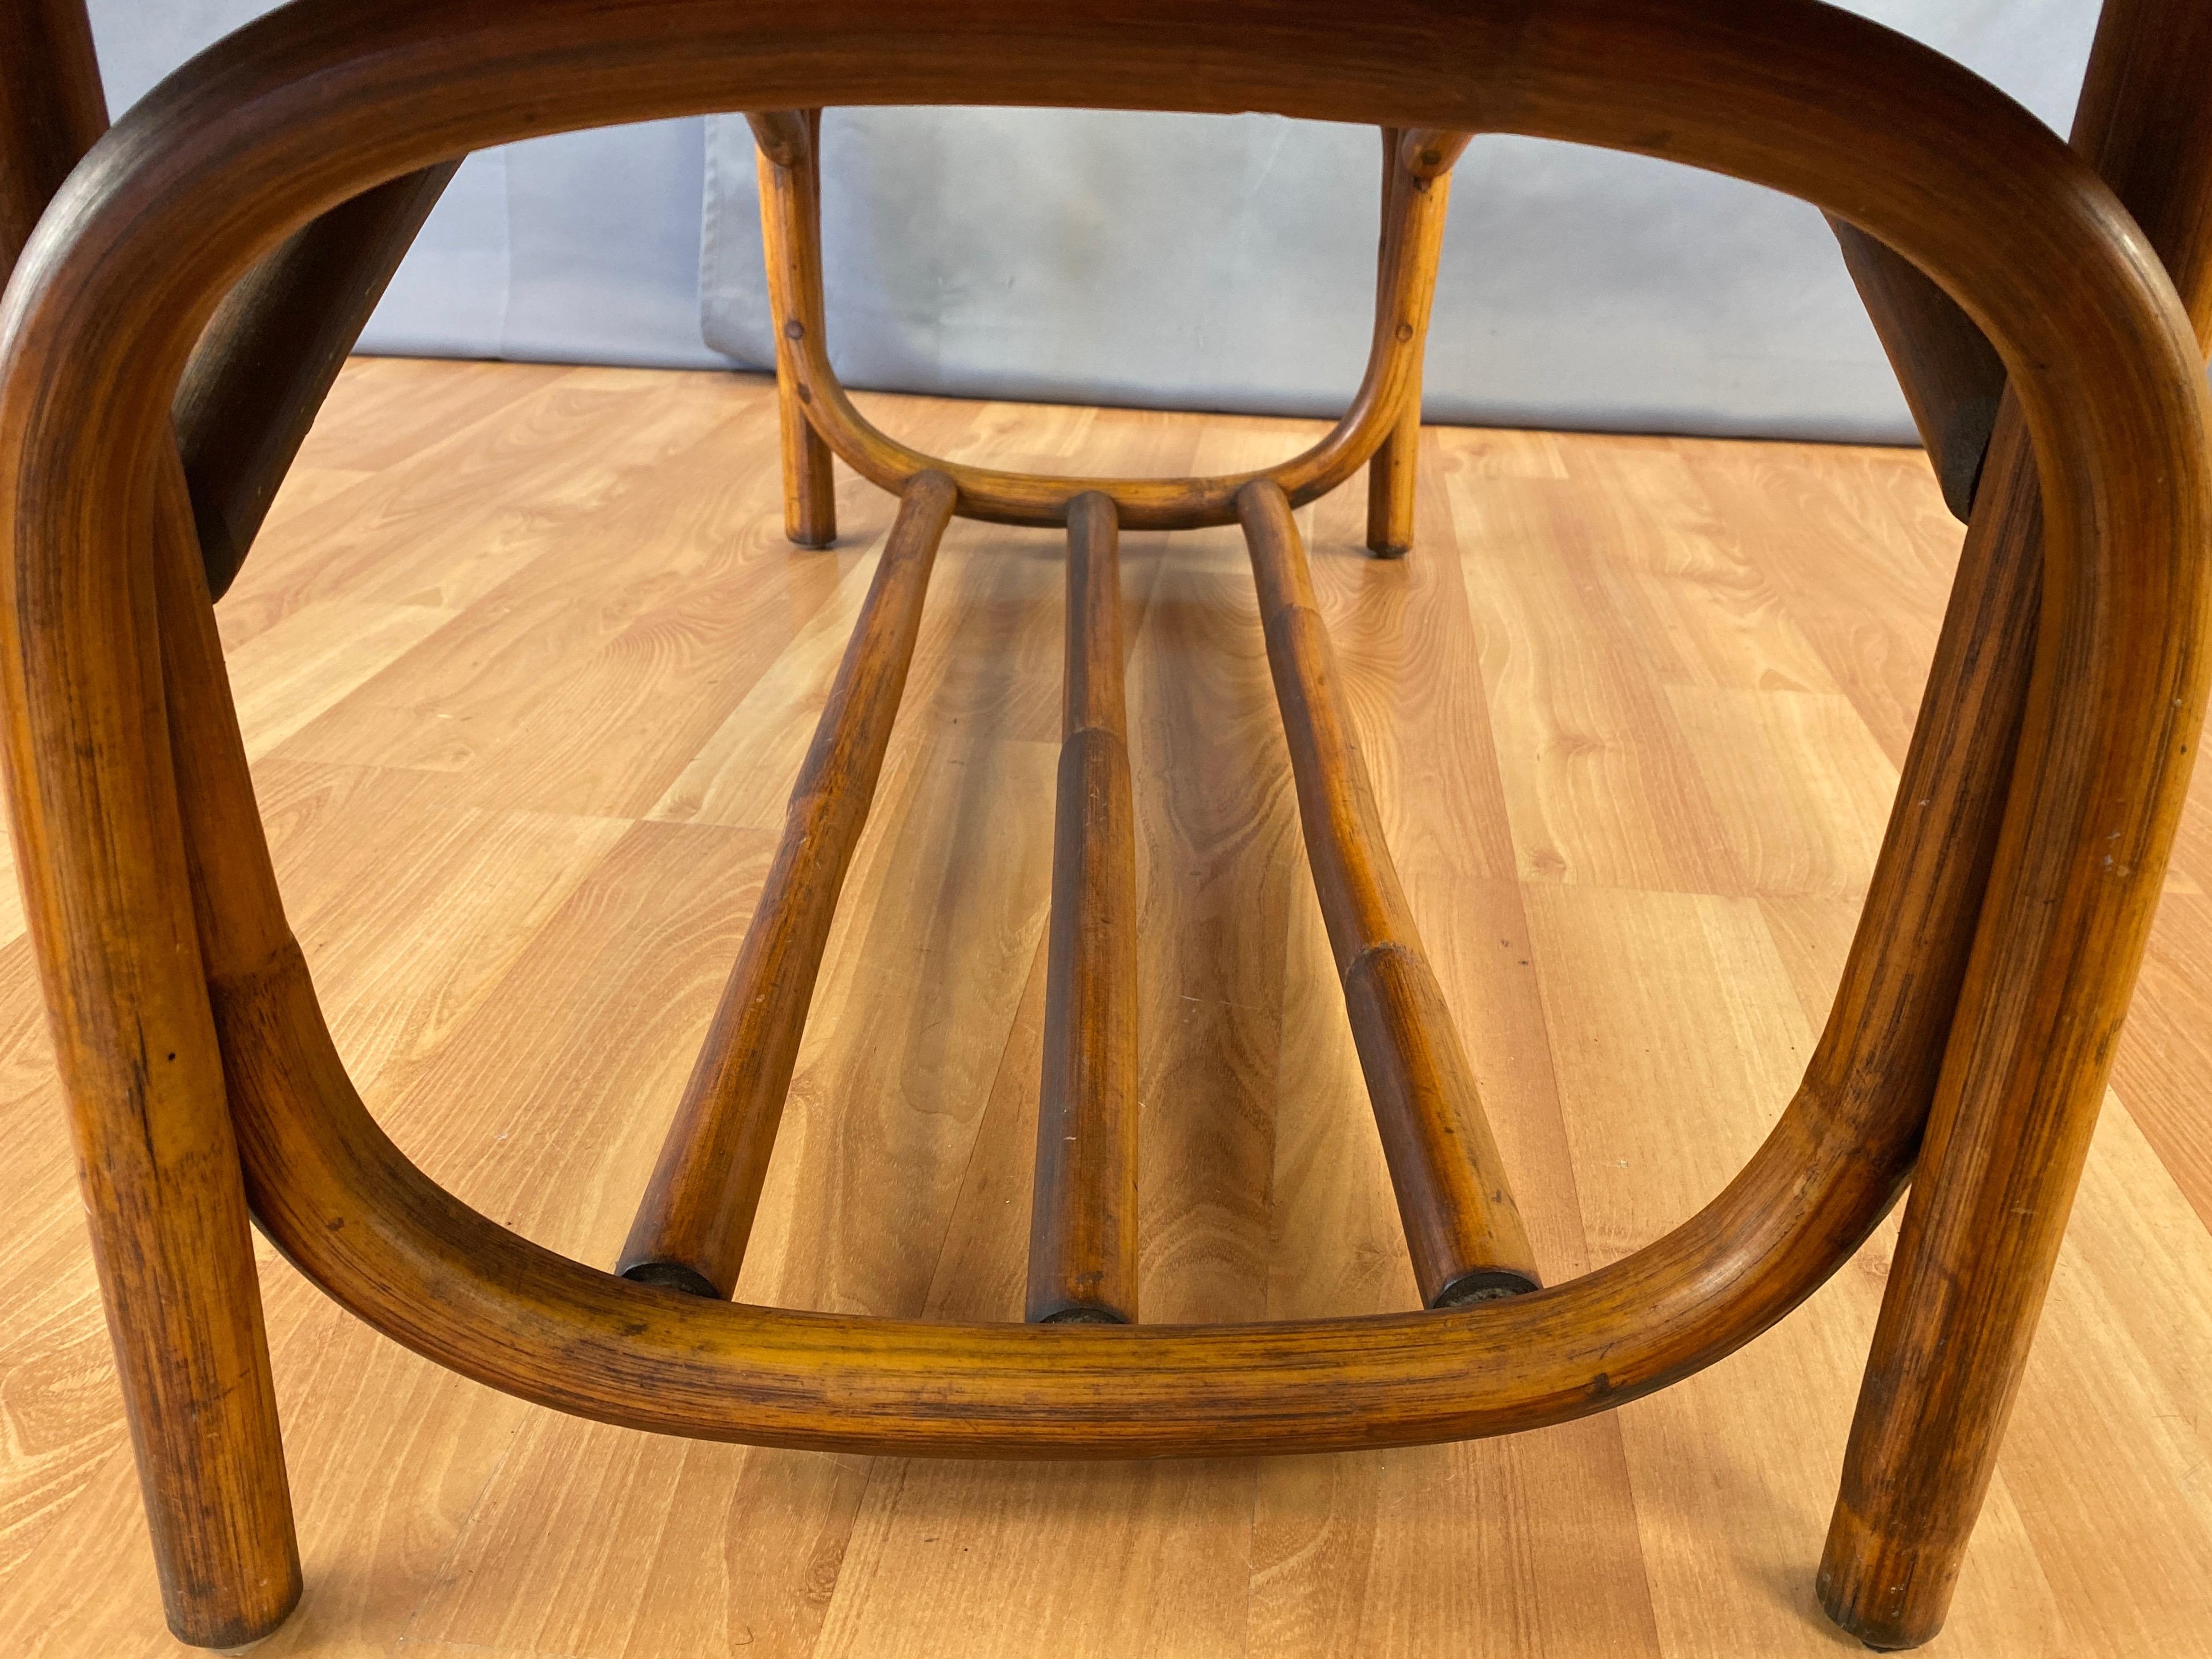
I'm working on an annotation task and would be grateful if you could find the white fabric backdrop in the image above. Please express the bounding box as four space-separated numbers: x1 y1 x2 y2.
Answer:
696 1 2105 442
90 1 2117 442
86 0 721 370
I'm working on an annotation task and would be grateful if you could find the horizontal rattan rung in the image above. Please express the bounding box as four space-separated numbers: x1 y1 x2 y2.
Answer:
1027 492 1141 1324
1238 479 1540 1307
618 470 957 1299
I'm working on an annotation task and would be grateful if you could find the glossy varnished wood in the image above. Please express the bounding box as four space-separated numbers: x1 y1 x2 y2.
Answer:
1242 479 1538 1304
752 97 1452 530
0 0 104 277
1 0 2198 1442
619 472 957 1297
1361 127 1445 560
748 109 838 549
2 0 2209 1650
2 7 303 1646
1027 492 1141 1323
8 370 2212 1657
3 3 452 606
1818 0 2212 1645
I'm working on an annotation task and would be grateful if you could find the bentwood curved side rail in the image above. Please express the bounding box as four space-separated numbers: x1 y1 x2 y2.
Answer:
2 0 2207 1649
746 105 1456 529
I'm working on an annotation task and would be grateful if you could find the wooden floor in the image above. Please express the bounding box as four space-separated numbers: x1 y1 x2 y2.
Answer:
3 359 2212 1657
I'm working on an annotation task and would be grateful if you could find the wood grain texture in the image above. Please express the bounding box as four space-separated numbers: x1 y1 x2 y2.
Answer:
754 98 1448 528
2 0 2211 1649
1248 464 1661 1659
36 0 2179 1465
5 11 304 1646
1243 480 1539 1304
1362 126 1462 559
620 473 956 1298
750 109 838 548
0 0 105 278
1821 1 2212 1641
1027 492 1141 1323
2 359 2211 1655
1114 419 1299 1331
2 0 449 607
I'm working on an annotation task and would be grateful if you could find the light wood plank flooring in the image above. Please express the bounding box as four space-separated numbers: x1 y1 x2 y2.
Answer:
3 358 2211 1656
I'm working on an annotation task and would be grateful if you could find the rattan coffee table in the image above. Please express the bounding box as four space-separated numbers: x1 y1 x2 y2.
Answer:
1 1 2206 1649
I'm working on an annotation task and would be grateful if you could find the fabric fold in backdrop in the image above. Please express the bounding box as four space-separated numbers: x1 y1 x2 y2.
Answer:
90 0 2119 443
696 0 2105 443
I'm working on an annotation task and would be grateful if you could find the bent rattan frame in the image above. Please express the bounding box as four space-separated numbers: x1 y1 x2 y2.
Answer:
741 109 1455 529
2 0 2208 1649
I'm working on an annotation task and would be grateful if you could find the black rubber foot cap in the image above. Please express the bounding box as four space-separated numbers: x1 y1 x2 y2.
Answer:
621 1261 723 1299
1430 1268 1541 1308
1036 1305 1131 1325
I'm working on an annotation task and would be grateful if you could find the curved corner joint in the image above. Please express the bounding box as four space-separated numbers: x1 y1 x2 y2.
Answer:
0 0 2203 1471
756 119 1454 528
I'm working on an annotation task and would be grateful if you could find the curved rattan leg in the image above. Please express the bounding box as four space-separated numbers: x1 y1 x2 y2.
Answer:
1364 127 1419 558
1362 366 1423 558
3 15 2209 1653
1818 1 2212 1645
0 0 103 274
1364 128 1468 559
145 456 307 1649
2 11 302 1648
749 109 838 547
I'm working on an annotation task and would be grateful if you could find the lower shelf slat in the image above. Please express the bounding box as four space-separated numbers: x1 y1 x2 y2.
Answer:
617 470 957 1297
1239 479 1540 1307
1027 492 1142 1323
